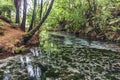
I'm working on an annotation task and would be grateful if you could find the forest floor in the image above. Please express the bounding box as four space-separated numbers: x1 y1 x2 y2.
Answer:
0 19 24 59
0 19 39 59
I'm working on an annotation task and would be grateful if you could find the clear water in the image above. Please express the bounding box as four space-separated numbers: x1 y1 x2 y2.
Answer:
0 31 120 80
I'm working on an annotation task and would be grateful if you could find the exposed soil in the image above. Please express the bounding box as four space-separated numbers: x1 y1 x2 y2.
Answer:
0 18 40 59
0 19 25 59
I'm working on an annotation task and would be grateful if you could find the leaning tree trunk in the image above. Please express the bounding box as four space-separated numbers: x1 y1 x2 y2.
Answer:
28 0 37 31
21 0 27 31
21 0 54 45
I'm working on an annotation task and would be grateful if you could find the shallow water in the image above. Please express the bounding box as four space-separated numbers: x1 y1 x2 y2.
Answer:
49 32 120 52
0 31 120 80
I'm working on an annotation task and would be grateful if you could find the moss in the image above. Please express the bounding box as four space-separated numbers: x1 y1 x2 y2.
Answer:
14 46 25 54
0 30 4 35
0 21 5 26
10 23 19 28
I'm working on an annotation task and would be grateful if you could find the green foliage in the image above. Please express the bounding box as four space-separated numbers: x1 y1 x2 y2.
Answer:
0 4 13 12
11 23 19 28
0 0 119 41
0 0 14 19
46 0 114 32
109 18 120 25
46 0 88 32
44 0 120 41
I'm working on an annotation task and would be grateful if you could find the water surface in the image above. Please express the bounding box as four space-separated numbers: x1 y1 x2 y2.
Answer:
0 31 120 80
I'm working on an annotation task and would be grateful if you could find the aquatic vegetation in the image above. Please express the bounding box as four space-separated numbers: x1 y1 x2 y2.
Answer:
0 32 120 80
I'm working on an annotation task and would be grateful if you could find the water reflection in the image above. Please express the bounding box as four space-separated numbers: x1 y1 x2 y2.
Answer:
27 65 34 78
19 47 43 80
30 47 41 57
20 56 25 68
26 56 31 65
26 65 41 80
3 70 11 80
34 65 41 80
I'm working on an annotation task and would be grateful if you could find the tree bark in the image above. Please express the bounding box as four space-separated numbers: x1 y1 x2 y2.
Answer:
21 0 27 31
21 0 54 44
28 0 37 31
16 7 20 23
14 0 21 23
40 0 43 20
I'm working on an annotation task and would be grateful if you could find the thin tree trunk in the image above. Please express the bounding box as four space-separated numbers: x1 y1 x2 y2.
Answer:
28 0 37 31
21 0 54 44
40 0 43 20
14 0 21 23
15 6 20 23
21 0 27 31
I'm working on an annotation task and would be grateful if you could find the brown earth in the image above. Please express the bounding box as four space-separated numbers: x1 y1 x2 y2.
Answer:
0 19 39 59
0 19 24 59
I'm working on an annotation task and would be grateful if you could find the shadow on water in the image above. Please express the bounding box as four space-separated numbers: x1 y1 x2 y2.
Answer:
0 31 120 80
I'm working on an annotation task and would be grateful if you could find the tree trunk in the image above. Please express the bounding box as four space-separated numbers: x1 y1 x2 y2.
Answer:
40 0 43 20
21 0 54 44
15 4 20 23
28 0 37 31
21 0 27 31
14 0 21 23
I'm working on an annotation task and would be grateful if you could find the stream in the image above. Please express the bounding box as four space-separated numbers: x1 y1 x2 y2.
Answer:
0 31 120 80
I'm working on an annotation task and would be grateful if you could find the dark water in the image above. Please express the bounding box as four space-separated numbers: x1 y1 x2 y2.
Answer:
0 31 120 80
